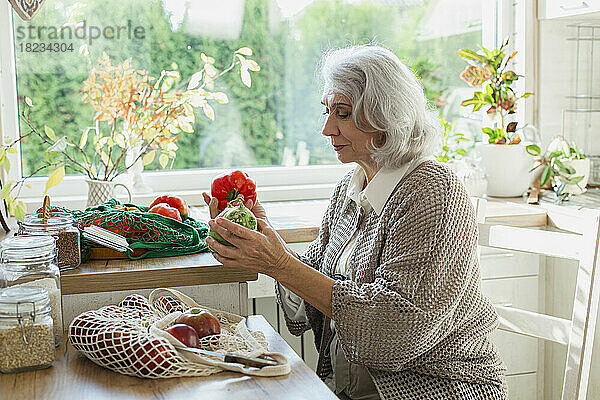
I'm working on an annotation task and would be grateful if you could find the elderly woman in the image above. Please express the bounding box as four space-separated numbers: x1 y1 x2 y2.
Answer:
203 45 507 400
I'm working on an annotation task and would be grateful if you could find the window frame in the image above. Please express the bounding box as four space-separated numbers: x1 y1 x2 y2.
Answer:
0 1 506 209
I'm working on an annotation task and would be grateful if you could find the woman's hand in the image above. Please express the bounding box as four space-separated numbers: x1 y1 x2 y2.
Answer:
202 192 269 222
206 217 292 278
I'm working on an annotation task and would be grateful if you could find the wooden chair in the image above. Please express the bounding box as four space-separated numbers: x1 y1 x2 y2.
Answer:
473 197 600 400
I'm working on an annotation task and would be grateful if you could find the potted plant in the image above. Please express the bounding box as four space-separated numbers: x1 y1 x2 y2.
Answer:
435 117 486 196
458 38 534 197
526 137 589 200
9 48 259 208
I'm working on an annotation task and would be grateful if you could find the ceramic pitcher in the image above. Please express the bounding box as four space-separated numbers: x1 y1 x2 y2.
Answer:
86 179 132 207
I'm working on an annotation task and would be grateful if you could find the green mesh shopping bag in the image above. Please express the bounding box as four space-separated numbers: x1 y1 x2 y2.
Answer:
42 199 209 260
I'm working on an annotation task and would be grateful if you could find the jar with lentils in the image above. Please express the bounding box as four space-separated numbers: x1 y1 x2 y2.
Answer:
0 286 55 373
18 214 81 271
0 235 63 346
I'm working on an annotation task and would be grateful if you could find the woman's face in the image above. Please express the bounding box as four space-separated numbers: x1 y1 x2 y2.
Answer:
321 94 375 169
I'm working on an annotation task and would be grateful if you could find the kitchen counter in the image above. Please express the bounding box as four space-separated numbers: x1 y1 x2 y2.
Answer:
0 315 337 400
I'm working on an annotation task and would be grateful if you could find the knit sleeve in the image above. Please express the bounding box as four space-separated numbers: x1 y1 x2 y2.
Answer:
275 174 348 336
331 172 479 371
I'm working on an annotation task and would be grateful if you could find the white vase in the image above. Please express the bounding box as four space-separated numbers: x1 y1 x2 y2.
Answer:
477 143 535 197
553 158 590 196
126 144 152 194
86 179 132 207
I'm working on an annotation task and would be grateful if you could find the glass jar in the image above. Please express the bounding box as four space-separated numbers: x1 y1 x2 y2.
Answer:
0 235 63 346
18 214 81 271
0 286 55 373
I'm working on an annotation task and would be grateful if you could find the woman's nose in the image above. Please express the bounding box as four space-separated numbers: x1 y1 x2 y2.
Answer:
321 115 338 137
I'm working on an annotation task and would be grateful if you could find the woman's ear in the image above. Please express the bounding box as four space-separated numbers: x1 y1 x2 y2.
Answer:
372 131 386 148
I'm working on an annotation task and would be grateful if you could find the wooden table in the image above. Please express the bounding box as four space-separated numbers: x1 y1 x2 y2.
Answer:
0 315 337 400
58 201 328 295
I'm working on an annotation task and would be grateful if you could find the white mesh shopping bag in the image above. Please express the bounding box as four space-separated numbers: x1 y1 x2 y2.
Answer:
69 288 290 378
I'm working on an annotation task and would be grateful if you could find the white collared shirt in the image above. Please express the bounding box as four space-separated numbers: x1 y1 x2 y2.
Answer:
336 156 431 277
278 156 431 315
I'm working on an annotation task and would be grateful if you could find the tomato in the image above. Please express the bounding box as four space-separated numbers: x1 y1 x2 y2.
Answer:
149 195 189 217
148 203 182 222
127 207 141 212
211 170 257 211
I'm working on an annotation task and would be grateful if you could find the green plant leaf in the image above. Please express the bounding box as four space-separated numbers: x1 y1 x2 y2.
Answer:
569 176 584 184
44 166 65 194
211 92 229 104
522 92 534 98
236 47 253 56
142 150 156 166
457 48 483 62
187 71 203 90
240 67 251 88
482 127 495 137
13 203 26 222
526 144 541 156
6 147 17 154
0 180 15 199
202 103 215 121
44 125 56 141
204 63 217 78
461 94 489 111
114 133 126 148
100 151 110 166
2 157 10 174
179 120 194 132
159 153 169 168
245 60 260 72
541 164 552 186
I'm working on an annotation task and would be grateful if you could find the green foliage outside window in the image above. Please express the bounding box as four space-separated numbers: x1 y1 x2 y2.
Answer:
14 0 479 177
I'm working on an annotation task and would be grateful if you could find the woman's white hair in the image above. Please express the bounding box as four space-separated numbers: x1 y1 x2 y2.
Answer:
321 45 440 168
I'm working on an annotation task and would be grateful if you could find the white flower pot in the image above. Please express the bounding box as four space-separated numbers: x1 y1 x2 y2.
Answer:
477 143 535 197
553 158 590 196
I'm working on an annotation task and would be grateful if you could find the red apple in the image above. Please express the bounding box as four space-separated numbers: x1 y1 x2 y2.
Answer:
131 337 172 376
164 324 200 348
174 308 221 338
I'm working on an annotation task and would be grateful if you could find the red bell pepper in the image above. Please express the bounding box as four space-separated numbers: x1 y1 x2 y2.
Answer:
211 170 257 211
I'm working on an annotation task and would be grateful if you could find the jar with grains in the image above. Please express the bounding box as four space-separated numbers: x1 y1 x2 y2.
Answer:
18 214 81 271
0 286 55 373
0 235 63 346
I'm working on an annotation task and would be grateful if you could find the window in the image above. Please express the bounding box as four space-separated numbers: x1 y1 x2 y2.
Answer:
1 0 491 206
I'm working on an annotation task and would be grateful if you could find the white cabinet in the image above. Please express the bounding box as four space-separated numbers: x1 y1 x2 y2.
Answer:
539 0 600 19
479 246 541 400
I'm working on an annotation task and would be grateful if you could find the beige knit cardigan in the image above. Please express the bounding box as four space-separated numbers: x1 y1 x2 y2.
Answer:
276 161 507 400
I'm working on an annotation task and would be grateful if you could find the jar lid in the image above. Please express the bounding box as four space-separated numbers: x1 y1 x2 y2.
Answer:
1 235 56 265
22 214 74 230
0 286 51 317
2 235 55 250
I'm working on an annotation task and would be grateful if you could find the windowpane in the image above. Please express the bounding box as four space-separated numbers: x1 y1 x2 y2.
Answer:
13 0 482 177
